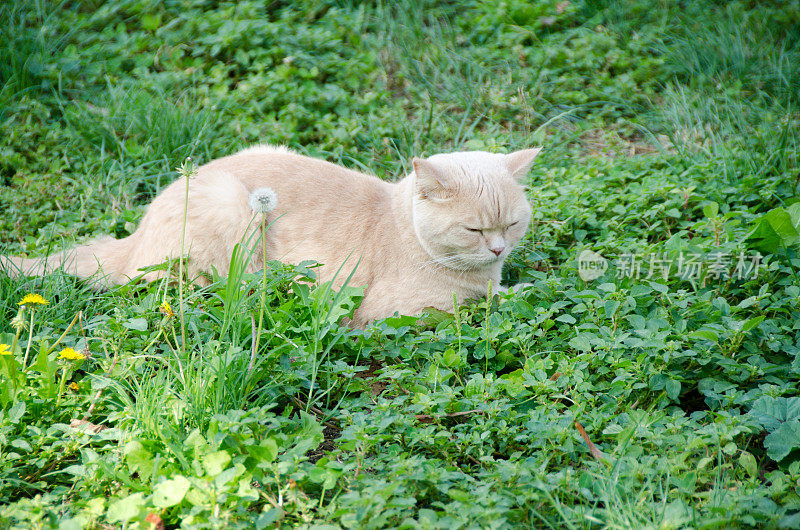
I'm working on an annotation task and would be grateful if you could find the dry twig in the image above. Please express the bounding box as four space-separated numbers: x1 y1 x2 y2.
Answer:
575 421 608 461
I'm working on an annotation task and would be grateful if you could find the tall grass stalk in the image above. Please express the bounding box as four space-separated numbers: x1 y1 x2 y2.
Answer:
177 159 194 365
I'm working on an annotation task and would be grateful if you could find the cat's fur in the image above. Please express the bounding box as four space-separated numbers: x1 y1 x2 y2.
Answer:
1 145 540 326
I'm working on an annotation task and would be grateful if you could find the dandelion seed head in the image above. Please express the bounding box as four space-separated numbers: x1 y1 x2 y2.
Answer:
249 187 278 214
177 157 197 179
11 312 24 332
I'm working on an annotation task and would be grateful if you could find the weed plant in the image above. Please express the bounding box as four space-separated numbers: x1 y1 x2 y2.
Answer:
0 0 799 527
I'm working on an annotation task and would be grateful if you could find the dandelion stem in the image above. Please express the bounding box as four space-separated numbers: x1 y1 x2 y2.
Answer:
170 323 185 385
22 310 35 369
56 365 68 407
249 314 257 373
251 216 268 373
142 327 165 356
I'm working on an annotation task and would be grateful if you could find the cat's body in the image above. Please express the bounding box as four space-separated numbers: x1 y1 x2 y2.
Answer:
1 145 540 326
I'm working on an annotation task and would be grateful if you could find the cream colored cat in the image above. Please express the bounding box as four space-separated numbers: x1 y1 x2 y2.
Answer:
1 145 540 326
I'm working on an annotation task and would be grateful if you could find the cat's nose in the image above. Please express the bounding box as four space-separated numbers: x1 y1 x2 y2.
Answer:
490 246 505 256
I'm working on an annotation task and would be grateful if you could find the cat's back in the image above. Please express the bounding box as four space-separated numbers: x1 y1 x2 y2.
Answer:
198 145 399 275
202 145 392 206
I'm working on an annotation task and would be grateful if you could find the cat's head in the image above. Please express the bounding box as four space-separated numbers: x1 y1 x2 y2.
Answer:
410 148 540 271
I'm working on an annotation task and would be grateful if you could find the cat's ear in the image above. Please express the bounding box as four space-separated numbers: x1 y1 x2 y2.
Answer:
505 147 542 181
413 157 454 200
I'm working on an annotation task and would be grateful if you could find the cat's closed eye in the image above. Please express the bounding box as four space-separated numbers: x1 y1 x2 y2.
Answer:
465 222 520 233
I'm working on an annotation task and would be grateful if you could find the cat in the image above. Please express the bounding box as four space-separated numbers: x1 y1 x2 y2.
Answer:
1 145 541 326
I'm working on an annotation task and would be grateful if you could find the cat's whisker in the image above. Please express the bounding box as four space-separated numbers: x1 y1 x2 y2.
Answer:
412 256 458 274
411 252 465 274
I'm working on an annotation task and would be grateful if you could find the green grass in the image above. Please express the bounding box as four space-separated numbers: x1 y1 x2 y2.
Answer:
1 0 800 527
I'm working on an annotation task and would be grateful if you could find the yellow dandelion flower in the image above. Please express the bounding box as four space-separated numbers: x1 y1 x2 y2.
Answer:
0 343 11 356
159 302 174 318
59 347 86 361
69 382 80 391
18 293 49 306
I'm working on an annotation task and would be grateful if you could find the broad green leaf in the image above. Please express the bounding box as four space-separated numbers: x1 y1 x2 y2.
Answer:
739 451 757 477
747 206 800 254
8 400 25 423
741 315 765 333
124 440 154 482
703 202 719 218
648 281 669 293
34 343 49 373
0 380 10 409
61 464 86 476
697 456 713 470
500 369 527 396
650 373 667 391
35 344 57 398
448 488 472 502
106 493 145 523
82 497 105 519
247 438 279 463
123 318 148 331
153 475 191 508
58 518 84 530
556 314 576 324
737 296 758 308
309 281 365 325
256 508 284 529
568 333 594 352
764 421 800 461
665 379 681 400
11 438 32 451
294 411 324 454
766 208 800 243
237 475 259 501
750 396 800 431
202 450 231 476
382 314 423 328
0 354 21 390
630 284 653 297
183 429 208 452
779 512 800 529
689 330 718 341
418 307 453 327
626 314 646 329
441 348 464 368
214 463 245 489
